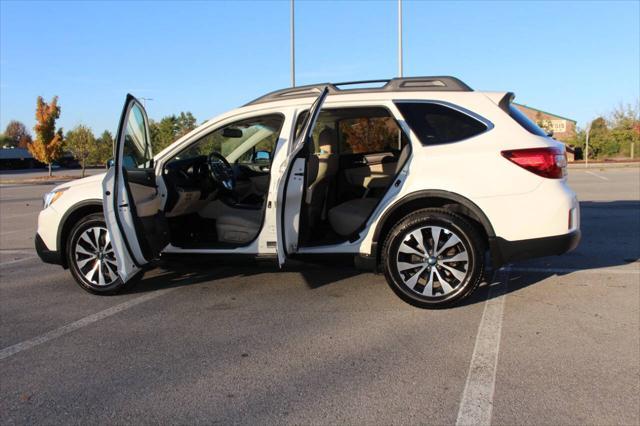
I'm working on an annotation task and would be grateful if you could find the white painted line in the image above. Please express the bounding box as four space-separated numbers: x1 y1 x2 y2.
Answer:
510 266 639 275
585 171 609 181
0 288 176 361
0 256 37 266
0 229 26 236
456 267 509 426
0 212 39 219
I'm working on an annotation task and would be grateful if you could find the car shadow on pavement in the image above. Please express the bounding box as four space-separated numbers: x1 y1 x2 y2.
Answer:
123 254 362 295
125 200 639 306
459 200 640 307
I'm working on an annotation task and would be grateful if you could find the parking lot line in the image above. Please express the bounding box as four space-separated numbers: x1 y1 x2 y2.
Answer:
0 256 37 266
456 267 510 426
585 170 609 181
510 266 639 275
0 287 177 361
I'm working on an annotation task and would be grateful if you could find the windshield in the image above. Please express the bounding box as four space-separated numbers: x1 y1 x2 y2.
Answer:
171 115 284 164
509 105 548 137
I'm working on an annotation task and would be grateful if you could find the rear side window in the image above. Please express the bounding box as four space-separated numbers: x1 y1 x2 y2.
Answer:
508 105 548 137
395 102 488 145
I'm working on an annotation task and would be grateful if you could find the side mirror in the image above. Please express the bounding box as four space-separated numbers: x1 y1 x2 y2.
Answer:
106 158 115 169
253 150 271 163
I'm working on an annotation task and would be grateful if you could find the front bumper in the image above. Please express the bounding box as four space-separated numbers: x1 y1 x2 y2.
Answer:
35 233 63 266
490 229 581 268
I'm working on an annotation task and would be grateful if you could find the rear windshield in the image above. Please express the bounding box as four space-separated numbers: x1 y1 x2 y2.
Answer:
509 105 548 137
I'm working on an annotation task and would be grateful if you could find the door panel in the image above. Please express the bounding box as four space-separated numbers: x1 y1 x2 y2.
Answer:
128 183 160 217
103 94 168 283
276 87 329 266
124 168 155 186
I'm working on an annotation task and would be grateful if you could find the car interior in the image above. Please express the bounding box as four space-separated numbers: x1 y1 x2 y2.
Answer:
151 107 409 250
296 107 410 246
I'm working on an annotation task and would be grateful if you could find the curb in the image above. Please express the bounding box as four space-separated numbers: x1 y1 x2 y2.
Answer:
568 162 640 169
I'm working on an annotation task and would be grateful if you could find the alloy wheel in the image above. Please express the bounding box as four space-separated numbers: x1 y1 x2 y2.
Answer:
395 225 470 298
74 226 119 287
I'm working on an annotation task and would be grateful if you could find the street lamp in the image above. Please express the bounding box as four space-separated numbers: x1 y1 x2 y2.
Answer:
139 97 153 108
398 0 403 77
585 121 591 168
290 0 295 87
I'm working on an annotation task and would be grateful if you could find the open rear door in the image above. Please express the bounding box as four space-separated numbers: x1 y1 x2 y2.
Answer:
102 94 167 282
276 87 329 266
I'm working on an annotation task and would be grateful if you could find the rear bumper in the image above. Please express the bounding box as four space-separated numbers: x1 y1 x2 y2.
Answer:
35 233 63 266
490 229 581 268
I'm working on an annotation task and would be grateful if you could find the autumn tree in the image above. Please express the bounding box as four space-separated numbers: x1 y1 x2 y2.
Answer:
3 120 33 148
65 125 95 177
28 96 64 176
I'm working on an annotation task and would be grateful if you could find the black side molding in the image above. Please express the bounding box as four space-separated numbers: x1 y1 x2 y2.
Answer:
489 229 581 268
35 233 63 266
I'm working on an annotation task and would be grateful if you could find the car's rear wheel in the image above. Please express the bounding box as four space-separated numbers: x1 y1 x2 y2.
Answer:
66 213 126 294
382 208 484 308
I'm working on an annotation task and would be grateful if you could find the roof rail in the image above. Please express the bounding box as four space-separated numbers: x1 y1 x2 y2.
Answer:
244 76 472 106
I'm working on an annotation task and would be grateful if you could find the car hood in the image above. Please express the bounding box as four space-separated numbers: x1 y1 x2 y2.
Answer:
54 172 106 192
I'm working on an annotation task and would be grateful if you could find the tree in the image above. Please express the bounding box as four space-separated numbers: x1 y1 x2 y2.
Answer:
586 117 611 159
28 96 64 176
0 133 11 147
176 112 197 138
149 111 198 152
3 120 32 148
65 125 95 177
609 102 640 158
91 130 114 166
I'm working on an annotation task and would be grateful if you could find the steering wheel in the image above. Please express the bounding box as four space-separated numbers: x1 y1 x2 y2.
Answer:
207 152 235 191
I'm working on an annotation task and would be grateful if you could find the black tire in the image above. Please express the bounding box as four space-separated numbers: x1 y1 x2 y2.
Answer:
66 213 128 294
382 208 485 309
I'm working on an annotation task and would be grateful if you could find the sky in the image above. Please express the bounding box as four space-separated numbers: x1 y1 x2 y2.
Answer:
1 0 638 136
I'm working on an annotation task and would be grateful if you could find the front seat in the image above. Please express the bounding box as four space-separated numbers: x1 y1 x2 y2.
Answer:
305 127 339 229
328 143 410 237
209 201 262 244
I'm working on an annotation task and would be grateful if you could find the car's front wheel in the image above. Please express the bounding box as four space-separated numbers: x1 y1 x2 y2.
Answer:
66 213 126 294
382 208 484 308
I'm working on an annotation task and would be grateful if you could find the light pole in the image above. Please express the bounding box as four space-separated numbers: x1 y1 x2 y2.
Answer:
290 0 296 87
139 97 153 108
585 121 591 168
398 0 403 77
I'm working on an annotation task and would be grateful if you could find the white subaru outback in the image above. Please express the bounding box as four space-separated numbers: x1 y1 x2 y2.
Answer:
35 77 580 308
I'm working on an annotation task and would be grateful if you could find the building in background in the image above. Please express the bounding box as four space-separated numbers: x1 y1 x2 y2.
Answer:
514 103 579 160
514 103 577 141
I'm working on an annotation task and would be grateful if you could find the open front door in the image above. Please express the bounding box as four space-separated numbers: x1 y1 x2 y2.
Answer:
102 94 167 282
276 87 329 266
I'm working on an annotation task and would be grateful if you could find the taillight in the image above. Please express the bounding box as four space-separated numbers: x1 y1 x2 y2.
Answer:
501 147 566 179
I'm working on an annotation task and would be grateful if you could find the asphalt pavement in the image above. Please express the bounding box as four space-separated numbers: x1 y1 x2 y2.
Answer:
0 167 638 425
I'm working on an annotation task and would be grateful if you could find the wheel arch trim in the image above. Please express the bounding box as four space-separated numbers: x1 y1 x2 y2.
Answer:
57 199 104 267
371 190 496 253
